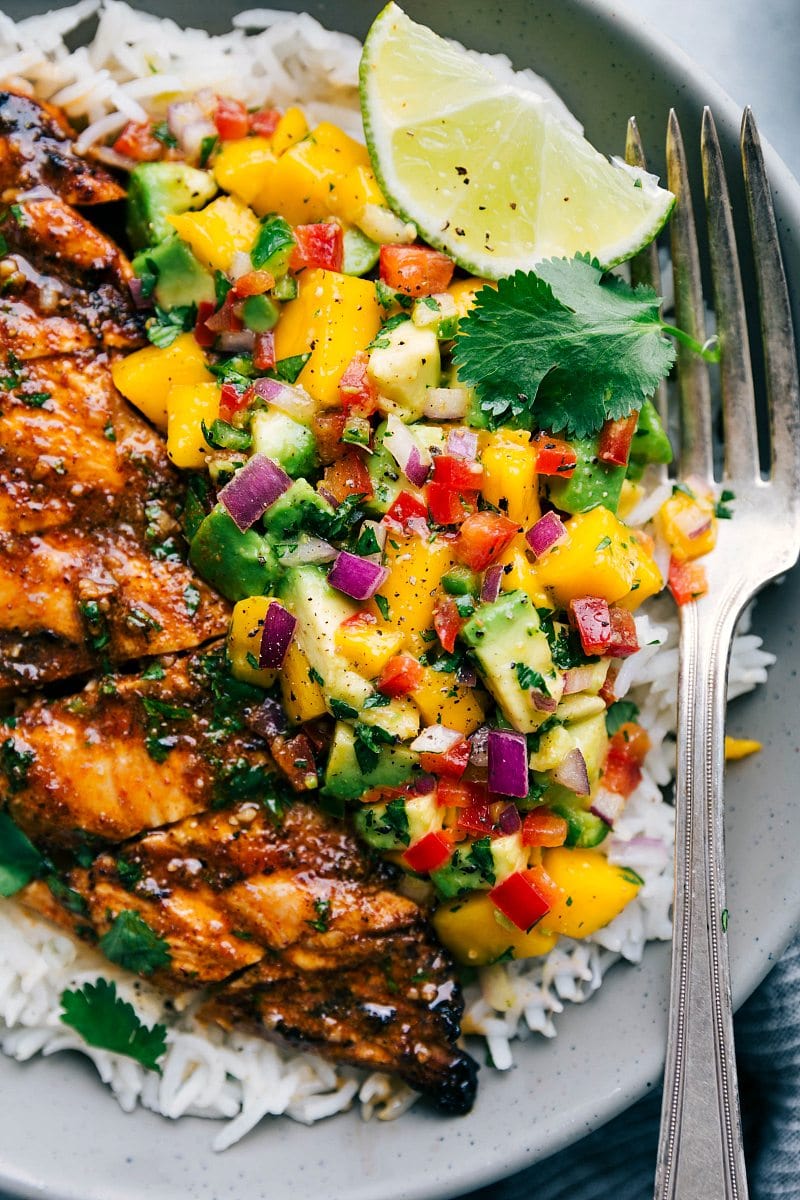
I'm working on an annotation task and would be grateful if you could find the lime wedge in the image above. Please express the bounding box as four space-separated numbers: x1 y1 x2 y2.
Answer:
360 4 675 277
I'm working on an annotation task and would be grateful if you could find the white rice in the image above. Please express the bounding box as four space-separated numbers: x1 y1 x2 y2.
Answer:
0 0 778 1147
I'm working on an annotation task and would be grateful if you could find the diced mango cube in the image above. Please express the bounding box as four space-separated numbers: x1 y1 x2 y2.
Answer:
410 665 484 736
227 597 277 687
271 106 310 156
273 268 381 407
434 892 556 966
329 163 386 225
616 530 664 611
254 122 371 223
481 429 540 527
373 532 457 643
334 618 405 677
534 506 640 606
447 277 494 318
280 638 327 723
168 195 260 273
213 136 276 208
111 333 213 430
539 847 642 939
497 540 552 610
656 488 717 561
725 736 762 761
166 380 219 469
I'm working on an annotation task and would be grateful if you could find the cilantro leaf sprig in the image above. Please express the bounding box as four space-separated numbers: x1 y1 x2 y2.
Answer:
453 254 716 439
60 978 167 1072
99 910 172 975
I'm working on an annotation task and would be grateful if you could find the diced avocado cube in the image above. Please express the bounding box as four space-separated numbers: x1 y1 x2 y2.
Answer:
431 836 496 899
272 274 298 301
127 163 217 249
189 504 282 602
548 793 609 848
411 293 459 339
263 478 335 541
133 236 215 310
529 712 608 785
629 399 673 475
242 294 280 333
342 226 380 277
251 215 295 275
354 798 410 850
461 590 563 732
547 433 627 515
442 566 480 596
250 409 317 478
324 722 418 803
365 423 405 514
368 318 440 421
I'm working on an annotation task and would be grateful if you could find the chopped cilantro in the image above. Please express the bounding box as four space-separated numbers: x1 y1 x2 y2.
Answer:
375 594 390 621
99 910 171 975
329 698 359 720
362 692 390 709
116 857 142 891
515 662 549 693
141 662 166 681
618 866 645 888
0 812 43 896
307 897 332 934
308 666 325 686
46 875 88 916
715 489 735 520
353 722 396 774
0 738 35 795
605 699 640 735
354 525 382 557
368 312 411 351
141 696 192 722
271 353 310 384
152 120 178 149
60 979 167 1072
595 535 612 551
199 134 218 167
722 907 729 932
20 391 50 408
183 582 201 617
214 269 232 307
146 304 196 349
201 418 252 452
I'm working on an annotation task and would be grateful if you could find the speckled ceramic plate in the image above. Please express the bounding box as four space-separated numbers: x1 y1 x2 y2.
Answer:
1 2 799 1198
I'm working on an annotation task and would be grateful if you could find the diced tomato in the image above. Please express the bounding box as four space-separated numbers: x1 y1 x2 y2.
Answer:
453 511 518 571
601 745 642 798
668 557 709 605
377 653 424 697
312 412 348 465
379 244 455 297
219 382 249 422
290 223 344 272
233 269 275 297
433 594 462 653
419 738 471 780
607 606 639 658
598 413 639 467
569 596 612 656
457 802 496 837
599 663 618 706
340 609 377 632
532 433 578 478
610 722 651 765
323 449 373 503
431 454 484 491
112 121 163 162
205 291 243 332
249 107 282 137
489 867 557 931
339 351 378 416
522 808 569 848
436 778 488 808
193 300 217 348
253 331 276 371
213 96 249 141
402 830 452 874
387 491 428 526
426 482 476 526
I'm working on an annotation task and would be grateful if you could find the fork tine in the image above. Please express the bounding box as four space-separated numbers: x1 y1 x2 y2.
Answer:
626 117 669 457
741 108 800 491
700 107 759 482
666 109 714 480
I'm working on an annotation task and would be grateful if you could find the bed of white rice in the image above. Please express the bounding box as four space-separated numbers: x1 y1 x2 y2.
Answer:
0 0 777 1148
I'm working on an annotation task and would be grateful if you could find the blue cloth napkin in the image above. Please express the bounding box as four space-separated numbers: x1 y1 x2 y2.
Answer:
462 935 800 1200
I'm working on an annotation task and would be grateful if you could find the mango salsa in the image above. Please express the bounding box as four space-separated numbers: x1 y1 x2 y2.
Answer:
254 122 372 223
539 847 642 939
535 505 640 605
111 333 213 430
213 136 276 209
280 638 327 723
374 532 457 642
480 429 540 527
168 194 260 273
166 380 219 469
434 892 557 966
227 597 278 687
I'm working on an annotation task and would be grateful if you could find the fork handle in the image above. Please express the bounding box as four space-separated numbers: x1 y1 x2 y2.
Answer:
654 594 749 1200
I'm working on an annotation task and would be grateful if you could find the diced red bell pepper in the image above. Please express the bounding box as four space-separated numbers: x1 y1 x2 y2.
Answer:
431 454 484 491
233 269 275 297
522 808 569 847
436 778 488 808
219 382 249 422
607 606 639 658
113 121 163 162
668 557 709 605
456 802 496 837
290 223 344 272
433 594 463 653
340 609 377 633
253 331 276 371
193 300 217 348
599 663 618 706
598 413 639 467
338 351 378 416
419 738 471 780
426 482 476 526
489 867 557 931
249 107 281 137
569 596 612 656
453 511 518 571
205 291 243 332
532 433 578 478
601 745 642 798
387 490 428 526
379 244 455 297
377 653 424 697
402 830 452 874
322 449 373 503
213 96 249 140
312 412 349 465
610 722 651 765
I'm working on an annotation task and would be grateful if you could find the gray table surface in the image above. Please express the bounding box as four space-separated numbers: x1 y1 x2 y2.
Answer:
0 1 797 1198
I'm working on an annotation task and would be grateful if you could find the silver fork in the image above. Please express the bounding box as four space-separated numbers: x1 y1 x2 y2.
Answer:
629 110 800 1200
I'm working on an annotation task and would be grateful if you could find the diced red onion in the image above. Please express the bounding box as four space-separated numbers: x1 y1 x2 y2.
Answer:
318 486 339 508
218 329 255 354
422 387 470 420
258 601 297 669
408 773 437 795
469 725 490 770
328 551 389 601
487 729 529 798
590 787 626 827
245 695 287 741
608 834 669 869
384 414 431 487
532 690 558 713
497 804 522 835
230 251 253 281
361 520 387 558
445 428 478 461
278 537 337 566
456 662 477 688
249 377 317 424
526 511 567 558
167 98 204 138
689 518 713 539
180 118 218 162
552 747 590 796
410 725 463 754
481 565 504 604
405 516 430 539
128 277 153 310
218 453 292 531
563 665 600 695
